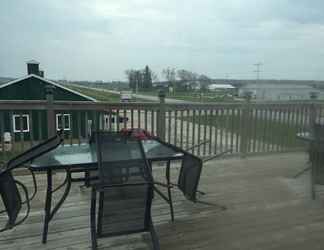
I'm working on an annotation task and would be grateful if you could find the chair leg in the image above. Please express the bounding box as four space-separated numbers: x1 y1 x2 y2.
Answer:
165 161 174 222
90 188 98 250
149 219 160 250
42 169 52 244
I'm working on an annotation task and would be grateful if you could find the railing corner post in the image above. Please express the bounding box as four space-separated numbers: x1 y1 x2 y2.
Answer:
157 90 166 139
45 85 56 138
309 91 319 134
240 91 252 158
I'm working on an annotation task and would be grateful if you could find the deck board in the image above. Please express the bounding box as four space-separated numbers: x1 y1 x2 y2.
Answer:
2 152 324 249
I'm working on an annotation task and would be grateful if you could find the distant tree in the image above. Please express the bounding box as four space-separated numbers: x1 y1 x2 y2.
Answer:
143 65 153 89
135 70 143 90
176 69 197 81
176 69 198 90
162 67 177 92
125 69 136 91
151 71 159 82
198 74 211 92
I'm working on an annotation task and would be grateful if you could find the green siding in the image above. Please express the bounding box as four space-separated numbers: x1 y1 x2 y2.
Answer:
0 76 91 101
1 111 93 141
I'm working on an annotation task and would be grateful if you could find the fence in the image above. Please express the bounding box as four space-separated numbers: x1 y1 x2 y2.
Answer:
0 92 321 161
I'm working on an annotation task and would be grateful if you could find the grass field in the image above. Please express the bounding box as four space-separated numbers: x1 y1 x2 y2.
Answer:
66 85 121 102
139 90 238 103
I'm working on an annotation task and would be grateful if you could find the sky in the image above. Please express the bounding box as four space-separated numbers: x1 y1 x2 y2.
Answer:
0 0 324 81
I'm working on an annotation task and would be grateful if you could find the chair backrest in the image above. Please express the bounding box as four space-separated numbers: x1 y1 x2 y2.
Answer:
178 154 203 202
0 131 62 231
94 131 152 186
0 171 22 227
93 131 154 236
5 131 63 171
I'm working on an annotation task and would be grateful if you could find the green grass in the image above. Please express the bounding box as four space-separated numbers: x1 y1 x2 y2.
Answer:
138 90 238 103
66 85 121 102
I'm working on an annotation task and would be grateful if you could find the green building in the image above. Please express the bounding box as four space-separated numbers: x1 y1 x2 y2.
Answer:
0 60 97 142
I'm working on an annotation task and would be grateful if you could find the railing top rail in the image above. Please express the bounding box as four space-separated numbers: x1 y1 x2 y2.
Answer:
0 100 319 111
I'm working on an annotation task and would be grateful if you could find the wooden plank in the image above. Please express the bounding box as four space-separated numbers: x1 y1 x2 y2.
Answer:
235 108 240 154
19 112 24 151
197 109 202 156
219 108 224 153
29 111 34 147
85 111 89 139
214 109 219 155
208 109 213 155
192 109 196 154
174 110 178 146
38 111 42 142
77 112 81 145
151 110 155 135
2 152 324 250
168 110 171 143
137 109 141 129
144 109 147 131
131 109 134 129
115 109 119 131
122 109 127 129
203 109 207 156
180 110 184 149
0 111 4 158
252 107 258 153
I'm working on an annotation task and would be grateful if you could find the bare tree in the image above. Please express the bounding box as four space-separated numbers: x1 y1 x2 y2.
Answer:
162 67 176 82
151 71 159 82
198 74 211 92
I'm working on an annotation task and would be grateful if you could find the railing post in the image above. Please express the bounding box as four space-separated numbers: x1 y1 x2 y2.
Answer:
157 90 166 139
240 91 252 158
46 85 56 138
309 91 318 134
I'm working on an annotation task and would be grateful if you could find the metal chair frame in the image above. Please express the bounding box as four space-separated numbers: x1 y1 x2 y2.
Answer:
0 131 63 233
90 131 160 250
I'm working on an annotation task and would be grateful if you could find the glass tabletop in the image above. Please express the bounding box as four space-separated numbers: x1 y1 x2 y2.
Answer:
30 139 183 170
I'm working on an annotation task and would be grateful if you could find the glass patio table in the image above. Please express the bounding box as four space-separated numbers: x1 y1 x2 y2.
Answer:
28 139 184 244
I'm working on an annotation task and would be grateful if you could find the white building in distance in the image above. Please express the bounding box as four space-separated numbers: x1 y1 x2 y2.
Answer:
238 83 320 101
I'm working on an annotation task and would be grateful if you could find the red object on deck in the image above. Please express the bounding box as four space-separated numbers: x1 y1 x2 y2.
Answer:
120 128 154 140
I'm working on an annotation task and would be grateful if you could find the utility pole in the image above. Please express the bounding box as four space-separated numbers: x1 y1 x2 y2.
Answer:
254 62 263 82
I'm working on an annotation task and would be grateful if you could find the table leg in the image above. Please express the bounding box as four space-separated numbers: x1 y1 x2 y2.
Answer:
42 169 52 244
165 160 174 222
42 169 72 244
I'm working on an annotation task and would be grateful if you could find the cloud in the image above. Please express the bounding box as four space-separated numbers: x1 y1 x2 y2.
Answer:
0 0 323 80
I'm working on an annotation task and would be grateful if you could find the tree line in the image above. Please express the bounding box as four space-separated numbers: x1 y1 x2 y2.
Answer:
125 66 157 92
125 66 212 92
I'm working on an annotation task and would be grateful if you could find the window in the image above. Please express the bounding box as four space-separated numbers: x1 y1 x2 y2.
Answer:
13 114 30 133
56 114 71 131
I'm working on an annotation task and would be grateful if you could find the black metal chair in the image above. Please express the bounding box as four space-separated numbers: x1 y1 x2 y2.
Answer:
177 153 203 202
90 131 160 250
0 132 63 232
151 138 203 202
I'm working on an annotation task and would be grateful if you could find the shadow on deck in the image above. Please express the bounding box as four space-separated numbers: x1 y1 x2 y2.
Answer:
1 152 324 250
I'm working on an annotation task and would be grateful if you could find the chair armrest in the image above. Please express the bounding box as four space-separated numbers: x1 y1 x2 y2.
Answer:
93 181 152 191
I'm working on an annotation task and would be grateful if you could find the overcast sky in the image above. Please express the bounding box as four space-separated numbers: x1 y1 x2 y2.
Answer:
1 0 324 81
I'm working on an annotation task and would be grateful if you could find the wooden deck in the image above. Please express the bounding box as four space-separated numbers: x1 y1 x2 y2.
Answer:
2 152 324 250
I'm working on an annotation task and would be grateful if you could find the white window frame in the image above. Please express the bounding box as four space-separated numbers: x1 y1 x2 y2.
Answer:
13 114 30 133
56 113 71 131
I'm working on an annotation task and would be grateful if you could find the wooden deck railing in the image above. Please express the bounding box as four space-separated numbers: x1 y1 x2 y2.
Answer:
0 93 321 161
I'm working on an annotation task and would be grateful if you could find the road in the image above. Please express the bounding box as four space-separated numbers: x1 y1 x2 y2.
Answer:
67 84 194 104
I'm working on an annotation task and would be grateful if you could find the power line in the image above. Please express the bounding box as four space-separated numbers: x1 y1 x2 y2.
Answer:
253 62 263 81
